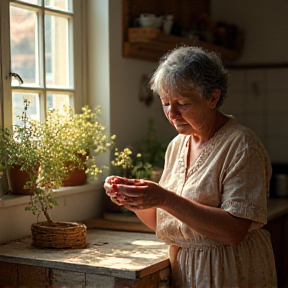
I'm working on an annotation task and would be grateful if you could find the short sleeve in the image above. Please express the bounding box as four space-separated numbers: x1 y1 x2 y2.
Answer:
221 145 271 229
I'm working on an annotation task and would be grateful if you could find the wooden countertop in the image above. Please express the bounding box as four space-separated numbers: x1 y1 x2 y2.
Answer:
0 229 169 280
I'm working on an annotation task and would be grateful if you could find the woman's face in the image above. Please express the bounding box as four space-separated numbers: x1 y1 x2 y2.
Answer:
159 89 216 137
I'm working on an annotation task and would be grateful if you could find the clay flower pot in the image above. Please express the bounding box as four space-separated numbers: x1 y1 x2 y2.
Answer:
62 166 87 186
7 164 38 195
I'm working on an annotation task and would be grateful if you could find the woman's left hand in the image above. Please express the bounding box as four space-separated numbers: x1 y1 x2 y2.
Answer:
111 179 165 210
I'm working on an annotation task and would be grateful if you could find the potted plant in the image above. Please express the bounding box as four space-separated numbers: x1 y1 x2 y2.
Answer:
110 118 170 182
112 119 169 183
25 104 115 249
111 147 153 180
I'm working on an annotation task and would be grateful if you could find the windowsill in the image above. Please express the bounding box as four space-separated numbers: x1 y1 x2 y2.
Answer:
0 182 103 208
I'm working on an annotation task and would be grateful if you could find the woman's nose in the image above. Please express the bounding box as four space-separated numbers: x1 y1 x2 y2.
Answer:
168 104 180 120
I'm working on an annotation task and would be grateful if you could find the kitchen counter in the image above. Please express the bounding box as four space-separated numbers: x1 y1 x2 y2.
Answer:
0 229 170 287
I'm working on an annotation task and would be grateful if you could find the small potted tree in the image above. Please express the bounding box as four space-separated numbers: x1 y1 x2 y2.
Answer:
26 104 115 249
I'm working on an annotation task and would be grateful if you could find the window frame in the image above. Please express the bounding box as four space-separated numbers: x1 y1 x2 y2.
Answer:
0 0 87 127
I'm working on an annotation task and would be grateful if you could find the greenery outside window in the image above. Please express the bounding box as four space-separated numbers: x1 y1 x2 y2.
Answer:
0 0 86 127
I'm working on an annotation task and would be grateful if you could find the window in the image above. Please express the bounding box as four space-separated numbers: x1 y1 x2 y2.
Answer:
0 0 86 127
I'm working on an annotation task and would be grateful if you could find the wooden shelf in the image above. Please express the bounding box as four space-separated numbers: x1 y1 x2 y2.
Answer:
122 0 242 64
123 37 241 64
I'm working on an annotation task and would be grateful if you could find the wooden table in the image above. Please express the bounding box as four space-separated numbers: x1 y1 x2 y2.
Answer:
0 229 170 288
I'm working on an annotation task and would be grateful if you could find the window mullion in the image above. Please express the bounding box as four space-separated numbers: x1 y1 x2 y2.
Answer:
39 3 46 121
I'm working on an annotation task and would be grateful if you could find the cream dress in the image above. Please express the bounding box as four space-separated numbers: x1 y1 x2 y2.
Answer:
156 119 277 288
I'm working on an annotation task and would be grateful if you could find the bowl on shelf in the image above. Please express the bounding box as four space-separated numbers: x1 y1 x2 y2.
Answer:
139 13 163 28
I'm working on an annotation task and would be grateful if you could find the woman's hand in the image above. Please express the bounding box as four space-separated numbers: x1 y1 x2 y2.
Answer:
103 176 166 210
104 176 158 231
103 176 126 206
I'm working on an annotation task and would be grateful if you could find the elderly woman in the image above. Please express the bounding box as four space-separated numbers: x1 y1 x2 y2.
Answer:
104 46 277 288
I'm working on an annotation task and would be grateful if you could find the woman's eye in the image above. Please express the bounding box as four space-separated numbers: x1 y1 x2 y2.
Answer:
178 102 189 106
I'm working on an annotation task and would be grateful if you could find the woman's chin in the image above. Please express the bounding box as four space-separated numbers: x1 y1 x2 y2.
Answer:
174 124 191 134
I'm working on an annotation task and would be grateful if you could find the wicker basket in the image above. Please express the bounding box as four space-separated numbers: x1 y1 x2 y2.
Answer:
128 27 161 42
31 221 87 249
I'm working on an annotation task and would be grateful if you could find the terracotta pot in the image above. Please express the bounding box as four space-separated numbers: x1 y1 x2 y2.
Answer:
62 167 87 186
62 153 87 186
8 164 37 195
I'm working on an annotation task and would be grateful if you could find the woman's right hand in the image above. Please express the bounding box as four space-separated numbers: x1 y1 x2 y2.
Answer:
103 176 148 208
103 175 158 231
103 176 126 206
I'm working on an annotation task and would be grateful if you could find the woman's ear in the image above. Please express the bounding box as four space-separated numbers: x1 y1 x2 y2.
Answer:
210 89 221 109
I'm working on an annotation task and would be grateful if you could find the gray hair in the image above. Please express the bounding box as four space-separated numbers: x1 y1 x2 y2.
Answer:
149 46 229 107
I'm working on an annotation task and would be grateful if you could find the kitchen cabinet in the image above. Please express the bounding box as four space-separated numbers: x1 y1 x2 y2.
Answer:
122 0 243 64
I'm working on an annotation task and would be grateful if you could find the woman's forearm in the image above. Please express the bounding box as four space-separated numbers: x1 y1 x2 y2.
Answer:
134 208 157 231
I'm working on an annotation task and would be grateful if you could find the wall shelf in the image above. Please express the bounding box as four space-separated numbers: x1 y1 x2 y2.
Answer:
122 0 242 65
123 37 241 64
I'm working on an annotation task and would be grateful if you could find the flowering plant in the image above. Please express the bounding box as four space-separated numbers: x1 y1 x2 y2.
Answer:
110 118 169 181
111 147 152 180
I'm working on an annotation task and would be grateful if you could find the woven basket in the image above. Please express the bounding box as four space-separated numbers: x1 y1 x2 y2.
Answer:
128 27 160 42
31 221 87 249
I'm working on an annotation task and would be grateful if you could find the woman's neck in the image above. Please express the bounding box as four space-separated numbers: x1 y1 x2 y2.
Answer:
192 111 229 145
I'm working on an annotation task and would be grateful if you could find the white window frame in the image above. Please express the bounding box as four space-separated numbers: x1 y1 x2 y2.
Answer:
0 0 87 128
